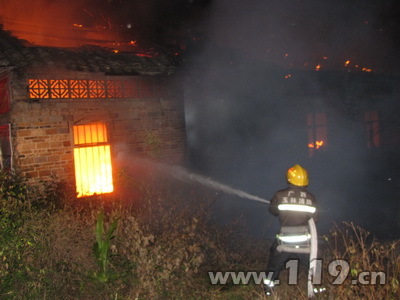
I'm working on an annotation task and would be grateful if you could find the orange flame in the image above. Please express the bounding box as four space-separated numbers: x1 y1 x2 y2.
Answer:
315 140 324 149
315 64 321 71
73 124 114 198
1 1 136 51
308 140 324 149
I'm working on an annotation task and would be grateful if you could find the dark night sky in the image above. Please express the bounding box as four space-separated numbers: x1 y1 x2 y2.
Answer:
1 0 400 72
200 0 400 74
97 0 400 73
92 0 400 73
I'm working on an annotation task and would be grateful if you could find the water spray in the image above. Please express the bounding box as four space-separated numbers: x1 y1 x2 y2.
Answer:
118 156 269 204
165 164 318 298
122 157 317 297
167 165 270 204
167 164 318 298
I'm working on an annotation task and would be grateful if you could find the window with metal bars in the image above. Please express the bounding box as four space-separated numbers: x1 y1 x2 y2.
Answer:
73 123 114 198
307 112 328 157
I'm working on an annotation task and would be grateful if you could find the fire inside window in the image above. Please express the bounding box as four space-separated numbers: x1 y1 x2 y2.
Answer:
307 112 328 157
73 123 114 198
364 111 380 148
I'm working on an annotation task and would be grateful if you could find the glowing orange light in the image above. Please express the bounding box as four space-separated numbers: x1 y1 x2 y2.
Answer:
73 24 83 28
315 65 321 71
362 67 372 72
112 49 119 53
73 123 114 198
344 60 351 66
315 140 324 149
308 140 324 149
129 40 137 46
135 53 155 58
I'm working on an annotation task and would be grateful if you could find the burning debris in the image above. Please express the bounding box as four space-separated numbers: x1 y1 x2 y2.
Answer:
0 17 186 197
1 0 391 75
0 24 179 76
0 0 207 61
308 140 324 150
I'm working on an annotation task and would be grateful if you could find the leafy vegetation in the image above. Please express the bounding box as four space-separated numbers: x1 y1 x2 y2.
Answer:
93 211 118 283
0 170 398 299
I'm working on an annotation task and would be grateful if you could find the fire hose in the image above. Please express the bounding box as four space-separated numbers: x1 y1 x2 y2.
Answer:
169 166 318 298
125 160 319 298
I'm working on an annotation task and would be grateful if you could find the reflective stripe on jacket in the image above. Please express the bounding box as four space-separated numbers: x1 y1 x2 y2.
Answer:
269 185 317 226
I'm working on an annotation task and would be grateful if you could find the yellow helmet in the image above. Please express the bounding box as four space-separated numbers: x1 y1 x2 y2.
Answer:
286 164 309 186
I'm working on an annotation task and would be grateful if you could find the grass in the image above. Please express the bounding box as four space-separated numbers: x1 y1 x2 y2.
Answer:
0 169 399 299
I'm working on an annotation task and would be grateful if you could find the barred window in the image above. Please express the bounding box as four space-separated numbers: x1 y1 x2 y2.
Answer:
73 123 113 198
307 112 328 157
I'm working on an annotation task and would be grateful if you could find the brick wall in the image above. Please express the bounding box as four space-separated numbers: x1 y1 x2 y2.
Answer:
10 72 186 184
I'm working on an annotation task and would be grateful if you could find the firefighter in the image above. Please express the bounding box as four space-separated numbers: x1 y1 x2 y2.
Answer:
263 164 318 296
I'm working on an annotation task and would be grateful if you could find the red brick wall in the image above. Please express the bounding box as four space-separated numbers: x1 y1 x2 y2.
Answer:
10 72 186 183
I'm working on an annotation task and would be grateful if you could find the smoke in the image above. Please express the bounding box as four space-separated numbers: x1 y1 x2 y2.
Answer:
115 147 268 203
168 165 269 204
182 0 400 238
1 0 398 238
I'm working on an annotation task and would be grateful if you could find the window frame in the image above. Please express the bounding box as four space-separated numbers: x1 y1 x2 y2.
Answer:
72 122 114 198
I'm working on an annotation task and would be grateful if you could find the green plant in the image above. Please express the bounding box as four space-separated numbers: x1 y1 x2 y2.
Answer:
1 169 398 299
93 211 118 282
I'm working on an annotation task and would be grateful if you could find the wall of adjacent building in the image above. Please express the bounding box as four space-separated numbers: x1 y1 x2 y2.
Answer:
9 71 186 184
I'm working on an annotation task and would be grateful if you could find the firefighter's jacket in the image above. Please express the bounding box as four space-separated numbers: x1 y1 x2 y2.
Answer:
269 185 317 227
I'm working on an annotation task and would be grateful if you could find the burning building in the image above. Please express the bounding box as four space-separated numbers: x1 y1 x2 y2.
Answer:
0 26 186 198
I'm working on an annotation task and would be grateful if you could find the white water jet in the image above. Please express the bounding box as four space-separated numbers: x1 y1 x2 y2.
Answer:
117 154 270 204
165 165 270 204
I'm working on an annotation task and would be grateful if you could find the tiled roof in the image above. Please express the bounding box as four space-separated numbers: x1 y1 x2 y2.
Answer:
0 25 178 76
